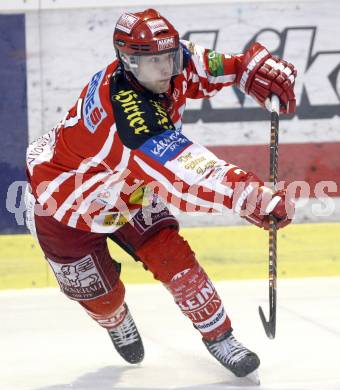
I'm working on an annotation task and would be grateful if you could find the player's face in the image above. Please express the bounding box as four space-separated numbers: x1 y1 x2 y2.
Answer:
137 53 174 93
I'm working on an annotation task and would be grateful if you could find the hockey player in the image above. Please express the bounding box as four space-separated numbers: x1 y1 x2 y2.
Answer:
25 9 296 377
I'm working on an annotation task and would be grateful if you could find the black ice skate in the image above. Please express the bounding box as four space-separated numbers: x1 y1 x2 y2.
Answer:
203 330 260 377
108 304 144 364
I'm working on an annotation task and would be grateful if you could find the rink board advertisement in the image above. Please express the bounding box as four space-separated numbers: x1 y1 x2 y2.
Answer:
0 14 28 233
1 0 340 233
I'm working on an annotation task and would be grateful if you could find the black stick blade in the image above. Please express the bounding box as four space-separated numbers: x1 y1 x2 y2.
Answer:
258 305 275 339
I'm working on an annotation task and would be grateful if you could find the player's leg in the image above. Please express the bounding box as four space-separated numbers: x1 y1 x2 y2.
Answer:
111 201 260 377
136 227 260 377
33 209 144 364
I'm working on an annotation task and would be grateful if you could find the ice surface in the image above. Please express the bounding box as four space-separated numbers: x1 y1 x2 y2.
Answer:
1 277 340 390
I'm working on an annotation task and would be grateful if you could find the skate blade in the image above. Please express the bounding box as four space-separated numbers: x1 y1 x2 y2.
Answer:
230 370 260 387
245 369 260 386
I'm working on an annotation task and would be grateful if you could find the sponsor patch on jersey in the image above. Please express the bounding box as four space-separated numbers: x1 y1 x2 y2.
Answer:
115 13 140 34
139 129 192 165
112 89 151 135
103 213 128 227
146 19 169 34
164 143 220 185
177 151 217 176
157 37 175 52
83 69 107 133
133 199 174 232
207 50 225 77
129 185 153 206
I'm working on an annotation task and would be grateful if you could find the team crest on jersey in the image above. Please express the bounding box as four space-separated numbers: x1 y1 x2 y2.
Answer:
83 69 107 133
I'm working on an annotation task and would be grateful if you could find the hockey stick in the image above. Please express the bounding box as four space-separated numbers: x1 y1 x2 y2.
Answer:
258 95 280 339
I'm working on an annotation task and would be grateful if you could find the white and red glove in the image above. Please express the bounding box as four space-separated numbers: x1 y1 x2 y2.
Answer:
236 42 297 114
233 173 295 230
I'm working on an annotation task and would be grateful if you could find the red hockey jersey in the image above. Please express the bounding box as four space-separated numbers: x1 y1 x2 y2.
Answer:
26 40 251 233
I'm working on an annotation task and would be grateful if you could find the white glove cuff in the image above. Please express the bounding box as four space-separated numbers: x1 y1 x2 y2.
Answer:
265 195 281 214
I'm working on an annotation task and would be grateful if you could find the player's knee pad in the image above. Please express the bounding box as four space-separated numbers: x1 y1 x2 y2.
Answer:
46 244 122 301
135 227 197 283
46 245 126 329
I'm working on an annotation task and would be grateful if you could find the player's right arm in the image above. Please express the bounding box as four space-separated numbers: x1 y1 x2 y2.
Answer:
129 130 294 230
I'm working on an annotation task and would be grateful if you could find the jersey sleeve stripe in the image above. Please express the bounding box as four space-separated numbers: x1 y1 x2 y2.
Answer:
37 171 74 205
134 155 227 211
37 124 116 205
54 171 110 221
63 98 83 128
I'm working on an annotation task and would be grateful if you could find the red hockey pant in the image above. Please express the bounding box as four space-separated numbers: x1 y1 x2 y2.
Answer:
34 206 231 340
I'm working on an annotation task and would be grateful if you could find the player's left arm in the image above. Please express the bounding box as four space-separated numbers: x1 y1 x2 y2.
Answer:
182 40 297 114
181 40 241 98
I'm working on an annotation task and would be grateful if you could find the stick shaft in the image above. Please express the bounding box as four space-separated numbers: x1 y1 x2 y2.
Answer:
258 95 280 339
268 95 279 336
